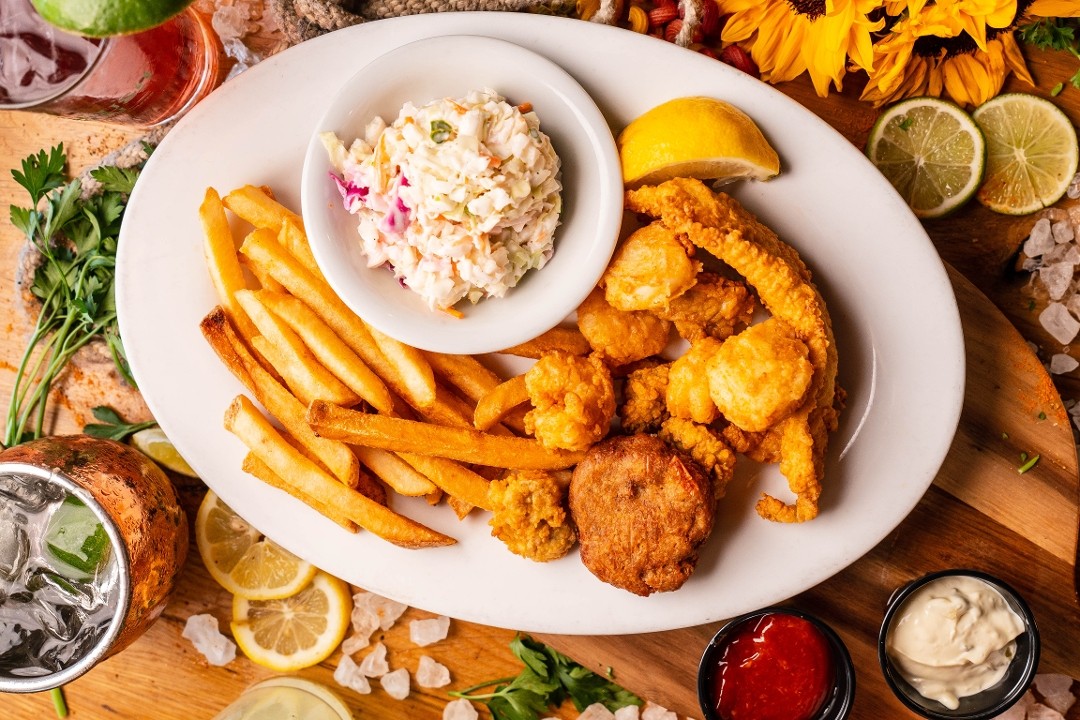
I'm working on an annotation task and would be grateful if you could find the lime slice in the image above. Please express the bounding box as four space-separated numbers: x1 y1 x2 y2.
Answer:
30 0 194 37
44 495 111 581
865 97 986 219
972 93 1080 216
130 427 197 477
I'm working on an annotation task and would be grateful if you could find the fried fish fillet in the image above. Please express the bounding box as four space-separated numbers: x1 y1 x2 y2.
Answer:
654 272 756 342
626 178 838 523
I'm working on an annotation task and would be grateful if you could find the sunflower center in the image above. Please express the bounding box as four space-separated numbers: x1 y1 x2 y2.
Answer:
787 0 826 21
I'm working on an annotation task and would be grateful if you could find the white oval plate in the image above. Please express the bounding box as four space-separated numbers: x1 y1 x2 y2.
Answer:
117 13 965 635
301 35 622 354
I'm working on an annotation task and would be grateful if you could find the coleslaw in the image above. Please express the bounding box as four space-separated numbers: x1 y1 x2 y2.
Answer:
321 88 563 311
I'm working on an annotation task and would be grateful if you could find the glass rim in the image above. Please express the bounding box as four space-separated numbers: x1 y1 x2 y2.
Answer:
0 19 111 111
0 460 132 693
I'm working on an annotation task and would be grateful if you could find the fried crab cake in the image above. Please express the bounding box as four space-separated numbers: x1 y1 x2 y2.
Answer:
489 470 576 562
570 434 714 596
602 222 700 312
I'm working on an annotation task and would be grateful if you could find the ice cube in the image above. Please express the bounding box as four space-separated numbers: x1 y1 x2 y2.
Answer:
1026 218 1055 256
1050 354 1079 374
0 520 29 581
0 474 63 513
0 620 28 656
26 570 98 612
354 592 407 631
1053 221 1076 244
359 641 389 677
579 703 616 720
409 615 450 646
1039 302 1080 344
334 654 372 694
443 698 479 720
416 655 451 688
615 706 641 720
1040 262 1075 300
182 614 236 666
380 667 410 700
641 704 677 720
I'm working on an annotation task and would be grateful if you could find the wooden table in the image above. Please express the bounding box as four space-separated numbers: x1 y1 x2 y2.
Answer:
2 25 1080 720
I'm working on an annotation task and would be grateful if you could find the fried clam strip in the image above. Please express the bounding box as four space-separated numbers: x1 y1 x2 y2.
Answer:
226 395 454 548
307 400 584 472
626 178 838 523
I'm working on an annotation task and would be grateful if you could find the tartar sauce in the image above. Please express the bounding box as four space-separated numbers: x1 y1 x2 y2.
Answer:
886 575 1025 710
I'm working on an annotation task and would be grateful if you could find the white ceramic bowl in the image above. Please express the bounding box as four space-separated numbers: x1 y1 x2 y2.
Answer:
300 35 622 354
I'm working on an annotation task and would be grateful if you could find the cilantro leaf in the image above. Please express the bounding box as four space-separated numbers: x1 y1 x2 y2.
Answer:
83 405 156 442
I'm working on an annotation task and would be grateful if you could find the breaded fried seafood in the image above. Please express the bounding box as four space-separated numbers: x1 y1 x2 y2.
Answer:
654 272 756 342
666 337 724 425
576 288 671 366
570 434 714 596
602 222 700 312
524 351 616 452
488 470 576 562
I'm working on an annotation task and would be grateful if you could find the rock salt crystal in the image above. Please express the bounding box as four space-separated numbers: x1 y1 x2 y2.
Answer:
1068 172 1080 200
578 703 616 720
381 667 411 700
997 691 1036 720
640 703 678 720
1054 220 1076 243
443 698 479 720
354 592 408 631
416 655 451 688
1026 218 1055 257
342 601 381 654
334 654 372 694
1034 674 1077 714
1050 353 1079 374
182 614 236 666
1040 262 1075 300
1039 302 1080 344
359 641 390 677
614 706 641 720
410 615 451 646
1028 704 1068 720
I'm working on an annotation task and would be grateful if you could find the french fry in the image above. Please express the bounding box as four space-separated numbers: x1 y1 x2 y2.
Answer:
424 352 528 434
353 446 437 497
474 375 529 432
223 184 303 231
365 324 436 410
239 230 428 410
242 452 359 532
200 187 259 342
307 400 584 470
241 255 286 293
499 325 592 358
258 290 394 414
236 287 361 407
200 307 363 490
225 395 454 548
398 452 493 511
279 219 321 277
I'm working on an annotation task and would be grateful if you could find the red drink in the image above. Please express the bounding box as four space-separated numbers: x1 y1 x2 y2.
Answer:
0 0 221 126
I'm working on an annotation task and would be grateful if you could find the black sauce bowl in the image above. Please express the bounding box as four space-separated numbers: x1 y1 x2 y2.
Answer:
878 569 1040 720
697 606 856 720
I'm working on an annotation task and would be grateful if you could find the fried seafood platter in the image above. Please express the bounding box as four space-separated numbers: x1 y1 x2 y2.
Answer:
195 176 839 600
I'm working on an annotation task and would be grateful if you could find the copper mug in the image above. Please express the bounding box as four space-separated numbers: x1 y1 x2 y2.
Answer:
0 435 188 693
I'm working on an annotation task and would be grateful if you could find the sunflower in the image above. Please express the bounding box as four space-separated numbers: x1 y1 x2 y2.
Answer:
860 0 1036 107
718 0 885 97
1026 0 1080 17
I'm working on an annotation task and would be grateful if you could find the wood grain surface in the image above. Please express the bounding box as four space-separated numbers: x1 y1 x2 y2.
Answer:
1 19 1080 720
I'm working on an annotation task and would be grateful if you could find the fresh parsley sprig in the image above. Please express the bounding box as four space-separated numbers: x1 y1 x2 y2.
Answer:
82 406 157 442
450 636 642 720
5 144 144 447
1019 18 1080 92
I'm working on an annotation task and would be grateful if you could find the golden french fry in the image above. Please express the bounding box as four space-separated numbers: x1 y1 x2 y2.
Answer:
474 375 529 432
353 446 437 497
225 395 453 548
200 187 260 342
279 218 321 277
241 255 286 293
424 353 528 434
258 290 394 414
242 452 359 532
499 325 592 358
236 287 360 407
307 400 583 471
223 184 304 231
200 307 362 490
239 230 427 410
365 324 436 410
398 452 492 511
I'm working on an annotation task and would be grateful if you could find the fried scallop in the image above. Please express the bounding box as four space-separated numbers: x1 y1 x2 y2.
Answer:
570 434 714 596
666 337 724 425
602 222 701 312
576 288 672 367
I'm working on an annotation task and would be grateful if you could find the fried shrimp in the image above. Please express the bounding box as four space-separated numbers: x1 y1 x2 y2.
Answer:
626 178 838 523
488 469 576 562
524 351 616 452
602 222 701 312
707 318 813 432
666 337 723 425
658 417 737 502
576 288 671 367
620 361 670 434
654 272 756 342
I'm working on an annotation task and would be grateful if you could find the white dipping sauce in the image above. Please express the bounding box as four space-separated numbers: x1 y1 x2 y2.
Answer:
886 575 1025 710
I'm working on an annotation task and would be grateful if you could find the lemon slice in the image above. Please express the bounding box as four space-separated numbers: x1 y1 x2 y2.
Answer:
30 0 194 37
196 491 317 600
865 97 986 219
130 427 198 477
231 571 351 672
617 97 780 187
972 93 1080 216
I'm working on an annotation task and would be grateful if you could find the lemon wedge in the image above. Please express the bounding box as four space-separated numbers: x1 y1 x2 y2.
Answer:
617 96 780 188
196 491 317 600
130 427 198 477
231 571 352 672
972 93 1080 216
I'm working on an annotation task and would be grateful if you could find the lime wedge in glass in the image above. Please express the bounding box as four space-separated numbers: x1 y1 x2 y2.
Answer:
44 495 112 582
865 97 986 219
31 0 193 37
972 93 1080 216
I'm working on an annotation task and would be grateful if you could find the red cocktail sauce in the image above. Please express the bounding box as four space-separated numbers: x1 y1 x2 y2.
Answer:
707 613 835 720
